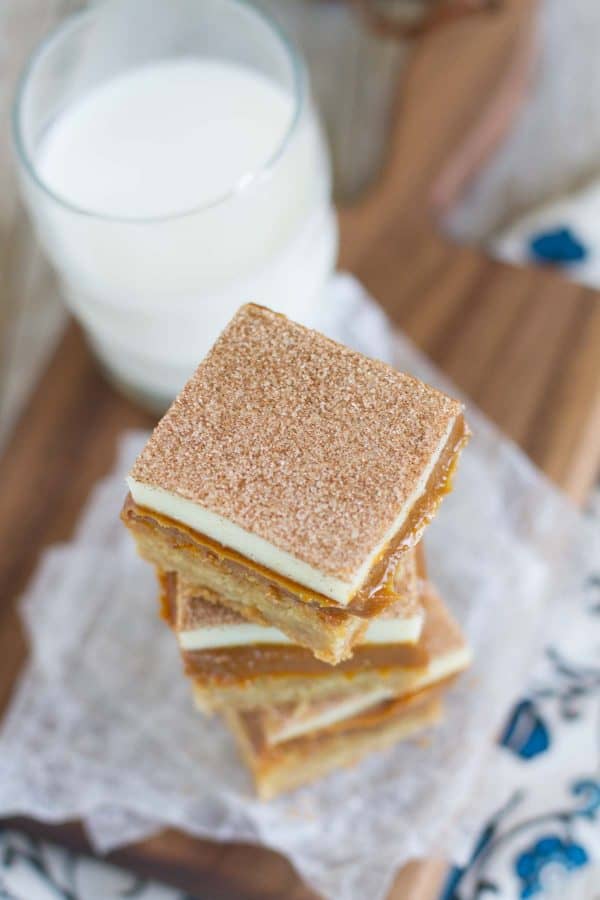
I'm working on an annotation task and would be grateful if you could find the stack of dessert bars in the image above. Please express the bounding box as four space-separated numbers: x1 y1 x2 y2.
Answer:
122 304 471 799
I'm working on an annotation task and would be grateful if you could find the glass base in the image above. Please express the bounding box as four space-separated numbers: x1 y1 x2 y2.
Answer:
98 361 173 417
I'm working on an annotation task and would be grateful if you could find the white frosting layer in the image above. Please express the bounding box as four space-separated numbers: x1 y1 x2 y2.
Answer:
127 418 453 604
178 609 424 651
180 622 294 651
268 685 396 745
365 609 424 645
267 645 472 745
418 646 472 691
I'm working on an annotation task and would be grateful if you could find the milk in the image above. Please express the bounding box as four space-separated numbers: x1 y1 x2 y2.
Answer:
38 60 296 219
27 59 337 406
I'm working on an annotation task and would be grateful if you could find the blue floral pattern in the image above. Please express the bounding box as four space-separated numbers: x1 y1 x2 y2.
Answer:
529 227 588 265
500 700 550 760
515 835 588 898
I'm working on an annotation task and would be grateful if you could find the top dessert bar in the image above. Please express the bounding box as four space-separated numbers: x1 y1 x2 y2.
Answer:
127 304 469 608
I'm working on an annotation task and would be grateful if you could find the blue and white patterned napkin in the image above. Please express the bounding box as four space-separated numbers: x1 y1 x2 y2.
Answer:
444 189 600 898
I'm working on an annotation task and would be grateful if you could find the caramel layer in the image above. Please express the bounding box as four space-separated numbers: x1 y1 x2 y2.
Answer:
157 571 176 625
182 639 429 684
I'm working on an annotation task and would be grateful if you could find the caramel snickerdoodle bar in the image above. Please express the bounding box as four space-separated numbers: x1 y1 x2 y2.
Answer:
169 575 470 714
123 304 469 661
224 682 446 800
128 523 421 664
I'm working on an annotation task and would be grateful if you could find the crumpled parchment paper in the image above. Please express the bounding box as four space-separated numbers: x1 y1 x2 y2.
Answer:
0 275 596 900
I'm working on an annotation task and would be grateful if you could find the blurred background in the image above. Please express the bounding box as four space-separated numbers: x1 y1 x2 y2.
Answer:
5 0 600 449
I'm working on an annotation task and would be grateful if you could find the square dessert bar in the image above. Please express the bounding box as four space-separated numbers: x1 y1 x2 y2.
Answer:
123 304 469 659
225 684 445 800
128 521 420 663
166 573 470 714
161 555 423 702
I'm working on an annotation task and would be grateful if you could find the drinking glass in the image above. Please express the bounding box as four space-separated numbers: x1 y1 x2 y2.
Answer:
13 0 337 410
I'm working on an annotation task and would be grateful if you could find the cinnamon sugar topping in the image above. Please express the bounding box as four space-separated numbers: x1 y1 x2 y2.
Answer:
130 305 465 580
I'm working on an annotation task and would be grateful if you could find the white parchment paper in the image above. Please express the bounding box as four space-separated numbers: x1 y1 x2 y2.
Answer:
0 275 596 900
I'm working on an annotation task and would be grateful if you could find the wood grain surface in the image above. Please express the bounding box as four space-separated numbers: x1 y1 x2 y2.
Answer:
2 1 600 898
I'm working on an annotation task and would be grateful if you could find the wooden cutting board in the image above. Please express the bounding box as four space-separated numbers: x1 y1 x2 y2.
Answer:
2 1 600 897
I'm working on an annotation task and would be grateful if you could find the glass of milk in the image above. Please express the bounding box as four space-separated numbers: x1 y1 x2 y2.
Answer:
13 0 337 410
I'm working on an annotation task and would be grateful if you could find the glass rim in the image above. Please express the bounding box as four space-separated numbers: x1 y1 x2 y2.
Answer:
11 0 307 225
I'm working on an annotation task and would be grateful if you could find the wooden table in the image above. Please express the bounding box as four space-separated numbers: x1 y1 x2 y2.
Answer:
2 1 600 897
